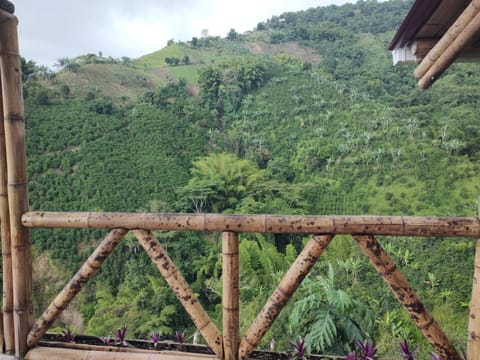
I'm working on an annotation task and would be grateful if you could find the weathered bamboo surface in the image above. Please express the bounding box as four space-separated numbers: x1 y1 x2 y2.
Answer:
0 310 4 354
27 229 128 349
353 235 461 360
25 346 215 360
0 15 32 358
467 239 480 360
239 235 333 360
22 212 480 237
222 232 239 360
414 0 480 79
36 341 216 357
418 10 480 89
133 230 223 358
0 75 13 355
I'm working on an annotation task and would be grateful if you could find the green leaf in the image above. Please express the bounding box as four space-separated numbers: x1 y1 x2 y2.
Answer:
307 309 336 351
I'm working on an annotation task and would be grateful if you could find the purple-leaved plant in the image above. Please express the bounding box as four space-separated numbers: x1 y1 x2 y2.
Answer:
399 339 415 360
345 340 377 360
431 353 442 360
61 328 75 343
117 326 128 347
175 331 186 344
289 336 308 360
101 336 115 346
357 340 377 360
151 332 161 348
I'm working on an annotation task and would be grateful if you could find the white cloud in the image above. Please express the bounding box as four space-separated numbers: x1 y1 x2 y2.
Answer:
15 0 354 67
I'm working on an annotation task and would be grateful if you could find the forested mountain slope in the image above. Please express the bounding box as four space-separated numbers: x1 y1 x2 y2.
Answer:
20 0 480 357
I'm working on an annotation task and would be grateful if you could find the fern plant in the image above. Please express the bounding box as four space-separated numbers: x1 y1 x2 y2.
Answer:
289 263 373 355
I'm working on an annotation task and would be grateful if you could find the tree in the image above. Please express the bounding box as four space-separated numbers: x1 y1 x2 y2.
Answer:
227 28 239 41
176 153 264 213
21 57 37 82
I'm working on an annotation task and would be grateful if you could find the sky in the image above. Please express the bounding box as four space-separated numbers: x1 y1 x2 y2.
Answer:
15 0 353 67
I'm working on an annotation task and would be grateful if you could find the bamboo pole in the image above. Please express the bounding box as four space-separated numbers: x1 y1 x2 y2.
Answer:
467 240 480 359
418 9 480 89
353 235 461 360
0 74 13 355
467 200 480 359
36 341 215 357
0 310 3 353
0 14 33 358
414 0 480 79
26 229 128 349
133 230 223 358
238 235 333 360
25 347 215 360
222 232 239 360
22 212 480 238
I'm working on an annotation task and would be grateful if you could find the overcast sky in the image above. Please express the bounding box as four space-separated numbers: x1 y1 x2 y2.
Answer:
15 0 354 67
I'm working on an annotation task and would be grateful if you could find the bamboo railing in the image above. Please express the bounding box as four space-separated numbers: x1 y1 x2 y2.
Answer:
0 1 479 359
21 211 480 237
13 211 480 360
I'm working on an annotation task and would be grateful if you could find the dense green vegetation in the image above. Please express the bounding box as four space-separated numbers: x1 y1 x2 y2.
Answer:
18 0 480 358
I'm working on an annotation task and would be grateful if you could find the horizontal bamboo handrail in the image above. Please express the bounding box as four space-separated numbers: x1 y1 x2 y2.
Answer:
35 341 216 357
22 211 480 237
25 346 215 360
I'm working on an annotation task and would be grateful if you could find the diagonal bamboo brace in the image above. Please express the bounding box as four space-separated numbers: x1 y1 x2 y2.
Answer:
133 229 223 358
238 235 334 360
27 229 128 348
353 235 461 360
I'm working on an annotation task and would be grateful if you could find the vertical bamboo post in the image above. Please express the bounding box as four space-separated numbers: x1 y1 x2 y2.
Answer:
239 235 333 360
467 239 480 359
27 229 128 348
222 232 239 360
0 14 33 358
467 203 480 359
0 310 3 352
133 230 223 358
0 74 13 355
353 235 461 360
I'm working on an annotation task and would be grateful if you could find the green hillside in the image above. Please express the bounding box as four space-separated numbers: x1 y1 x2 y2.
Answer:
20 0 480 358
